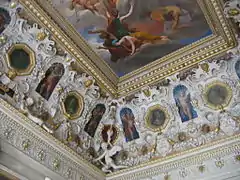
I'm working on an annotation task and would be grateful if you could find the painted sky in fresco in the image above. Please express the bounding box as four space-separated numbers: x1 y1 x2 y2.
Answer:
53 0 211 76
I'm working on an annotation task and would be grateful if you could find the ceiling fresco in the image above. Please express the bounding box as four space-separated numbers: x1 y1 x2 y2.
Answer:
0 0 240 179
25 0 236 97
52 0 211 76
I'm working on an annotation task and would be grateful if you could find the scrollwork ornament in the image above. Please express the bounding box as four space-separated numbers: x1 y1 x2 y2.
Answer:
53 159 60 170
235 154 240 162
215 158 225 169
224 0 240 25
37 150 46 161
186 122 200 138
9 2 18 9
0 35 7 45
179 168 188 178
22 139 30 151
65 168 72 179
155 135 172 157
219 111 239 136
198 165 206 173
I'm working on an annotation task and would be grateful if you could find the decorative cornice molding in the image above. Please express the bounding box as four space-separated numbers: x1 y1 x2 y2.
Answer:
0 97 240 180
107 136 240 180
0 99 105 180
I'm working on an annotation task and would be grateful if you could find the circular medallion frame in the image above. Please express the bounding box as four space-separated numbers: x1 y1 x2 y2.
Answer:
203 81 232 110
5 43 36 76
61 91 84 120
145 105 170 132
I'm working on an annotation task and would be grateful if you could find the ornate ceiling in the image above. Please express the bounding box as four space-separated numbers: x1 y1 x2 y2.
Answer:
22 0 236 97
0 0 240 180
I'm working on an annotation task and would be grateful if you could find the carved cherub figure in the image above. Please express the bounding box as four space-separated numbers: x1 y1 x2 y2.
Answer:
93 126 127 173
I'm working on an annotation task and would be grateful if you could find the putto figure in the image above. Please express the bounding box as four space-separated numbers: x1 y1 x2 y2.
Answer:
94 125 127 173
120 107 139 142
173 85 198 122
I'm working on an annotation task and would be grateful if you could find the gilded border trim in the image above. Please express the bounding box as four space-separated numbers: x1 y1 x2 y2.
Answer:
118 41 234 96
19 0 118 96
61 91 84 120
20 0 237 97
144 105 170 132
203 81 233 110
5 43 36 76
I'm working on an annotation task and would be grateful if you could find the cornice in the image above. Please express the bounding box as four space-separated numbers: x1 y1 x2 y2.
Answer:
0 97 240 180
0 99 105 180
107 135 240 180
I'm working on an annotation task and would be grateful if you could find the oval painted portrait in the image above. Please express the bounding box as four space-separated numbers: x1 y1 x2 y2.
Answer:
145 105 169 131
204 81 232 110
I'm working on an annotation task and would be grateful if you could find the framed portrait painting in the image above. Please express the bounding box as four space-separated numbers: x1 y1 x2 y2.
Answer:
145 105 170 132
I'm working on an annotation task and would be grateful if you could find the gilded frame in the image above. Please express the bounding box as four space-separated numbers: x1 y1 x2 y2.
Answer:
61 91 84 120
5 43 35 76
145 105 170 132
20 0 237 97
203 81 233 110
